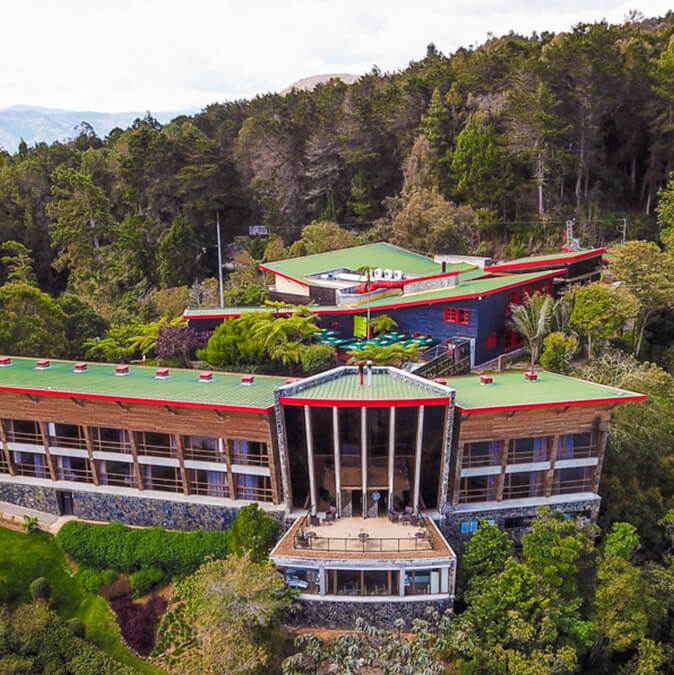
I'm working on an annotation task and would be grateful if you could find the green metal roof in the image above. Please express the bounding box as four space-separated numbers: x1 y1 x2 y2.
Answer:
443 370 646 413
485 248 607 272
0 358 286 411
183 306 274 318
279 371 450 404
261 243 469 284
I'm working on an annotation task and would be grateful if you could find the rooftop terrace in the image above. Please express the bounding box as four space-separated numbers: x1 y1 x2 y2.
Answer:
0 357 285 411
443 370 646 413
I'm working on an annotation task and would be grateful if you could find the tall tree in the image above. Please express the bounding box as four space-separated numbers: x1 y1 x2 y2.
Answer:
509 292 554 372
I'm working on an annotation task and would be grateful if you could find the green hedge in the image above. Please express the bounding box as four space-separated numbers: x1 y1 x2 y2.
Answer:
56 521 229 576
130 567 165 597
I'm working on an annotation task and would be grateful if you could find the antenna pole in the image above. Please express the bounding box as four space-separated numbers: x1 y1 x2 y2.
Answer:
216 210 224 309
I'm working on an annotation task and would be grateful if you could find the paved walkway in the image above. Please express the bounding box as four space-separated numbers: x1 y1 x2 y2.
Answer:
0 500 75 534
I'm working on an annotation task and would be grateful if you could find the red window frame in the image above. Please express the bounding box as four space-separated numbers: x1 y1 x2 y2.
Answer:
445 307 470 324
486 333 497 349
504 328 525 351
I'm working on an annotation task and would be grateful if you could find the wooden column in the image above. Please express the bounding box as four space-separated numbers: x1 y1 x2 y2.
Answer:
175 434 190 496
496 438 508 501
304 406 318 516
592 428 609 493
361 407 367 518
83 426 100 486
387 406 396 511
127 429 144 490
222 438 236 500
38 422 57 481
0 419 15 476
332 407 342 516
413 406 425 514
545 434 560 498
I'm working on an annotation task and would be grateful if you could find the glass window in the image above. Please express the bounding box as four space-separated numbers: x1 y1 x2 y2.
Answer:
463 441 500 468
460 520 478 534
5 419 41 444
459 475 497 503
508 437 549 464
557 432 600 460
405 568 441 595
91 427 130 453
552 466 594 495
502 470 546 499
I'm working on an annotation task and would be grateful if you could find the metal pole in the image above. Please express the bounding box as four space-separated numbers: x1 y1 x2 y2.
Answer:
216 210 224 309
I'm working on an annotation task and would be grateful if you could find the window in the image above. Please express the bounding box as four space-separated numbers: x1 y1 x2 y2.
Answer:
461 520 479 534
444 307 470 324
231 440 269 466
5 419 41 444
508 437 550 464
505 290 520 315
135 431 175 458
503 328 525 351
556 432 600 460
486 333 497 349
552 466 594 495
91 427 130 453
462 441 500 468
183 435 222 462
458 476 497 504
502 470 546 499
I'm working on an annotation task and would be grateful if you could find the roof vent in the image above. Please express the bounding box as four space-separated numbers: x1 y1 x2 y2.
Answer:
241 374 255 385
36 359 50 370
0 356 12 367
480 374 493 384
155 367 170 379
199 371 214 383
286 377 300 384
74 362 88 373
434 377 447 385
524 371 538 382
115 364 129 376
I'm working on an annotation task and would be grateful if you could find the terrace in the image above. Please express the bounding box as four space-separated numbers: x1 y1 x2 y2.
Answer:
273 514 454 561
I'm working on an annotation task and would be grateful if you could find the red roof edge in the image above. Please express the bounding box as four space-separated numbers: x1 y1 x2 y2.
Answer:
258 264 310 288
458 393 647 414
279 396 450 407
0 385 273 413
484 248 608 272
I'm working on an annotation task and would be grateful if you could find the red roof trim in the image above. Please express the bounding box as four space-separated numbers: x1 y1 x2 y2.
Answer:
458 394 647 414
279 396 450 408
0 385 273 413
258 264 310 288
184 312 243 320
315 270 562 315
484 248 607 272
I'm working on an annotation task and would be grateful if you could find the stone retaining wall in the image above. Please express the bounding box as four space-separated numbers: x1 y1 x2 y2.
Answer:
287 597 453 629
0 482 59 514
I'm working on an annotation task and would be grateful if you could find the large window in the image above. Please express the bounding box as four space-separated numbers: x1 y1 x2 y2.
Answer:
552 466 594 495
189 468 229 498
285 406 308 509
98 460 136 488
12 451 48 478
445 307 470 324
91 427 130 453
502 470 545 499
557 432 600 460
50 424 87 450
463 441 500 468
135 431 175 458
503 328 525 351
280 567 320 594
339 407 362 488
143 464 182 492
458 475 497 503
327 569 398 596
230 440 268 466
508 437 550 464
5 419 41 444
405 568 442 595
235 474 272 502
55 455 92 482
183 435 220 462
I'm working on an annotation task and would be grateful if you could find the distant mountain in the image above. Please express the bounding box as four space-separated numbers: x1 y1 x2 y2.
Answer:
280 73 359 95
0 105 194 152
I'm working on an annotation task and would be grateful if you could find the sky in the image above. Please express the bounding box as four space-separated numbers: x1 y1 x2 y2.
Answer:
2 1 671 112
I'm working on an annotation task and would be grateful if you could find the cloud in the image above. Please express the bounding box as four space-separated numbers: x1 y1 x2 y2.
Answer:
2 1 671 111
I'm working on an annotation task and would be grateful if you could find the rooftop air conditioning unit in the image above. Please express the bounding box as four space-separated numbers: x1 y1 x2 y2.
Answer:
383 269 393 280
393 269 403 280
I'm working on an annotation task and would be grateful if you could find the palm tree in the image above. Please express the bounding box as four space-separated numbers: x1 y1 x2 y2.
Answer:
347 343 421 367
369 313 398 336
269 341 306 375
509 292 553 373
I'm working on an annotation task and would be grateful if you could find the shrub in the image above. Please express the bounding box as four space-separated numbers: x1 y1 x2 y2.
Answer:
66 617 86 638
56 521 229 576
229 504 280 563
29 577 51 601
75 567 104 593
540 331 578 374
22 515 39 533
301 344 337 375
102 569 119 585
111 594 167 655
130 567 165 597
99 577 132 601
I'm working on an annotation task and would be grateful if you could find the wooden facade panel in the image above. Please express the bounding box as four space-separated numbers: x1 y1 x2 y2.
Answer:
457 406 611 443
0 392 274 442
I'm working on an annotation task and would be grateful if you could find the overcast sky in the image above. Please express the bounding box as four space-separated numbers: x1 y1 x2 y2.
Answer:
2 1 671 112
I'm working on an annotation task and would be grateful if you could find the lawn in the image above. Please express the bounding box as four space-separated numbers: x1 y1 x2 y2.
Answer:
0 526 164 674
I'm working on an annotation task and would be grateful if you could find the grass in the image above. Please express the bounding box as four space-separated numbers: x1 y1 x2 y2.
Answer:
0 526 164 674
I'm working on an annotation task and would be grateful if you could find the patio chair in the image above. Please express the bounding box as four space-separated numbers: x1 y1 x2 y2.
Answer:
409 514 420 527
310 514 320 527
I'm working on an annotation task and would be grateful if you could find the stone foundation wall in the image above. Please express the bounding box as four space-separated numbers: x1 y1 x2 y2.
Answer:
0 481 244 530
0 482 60 514
287 597 453 629
441 499 600 552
